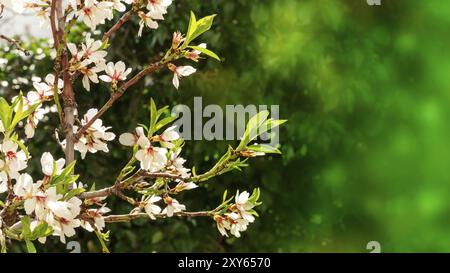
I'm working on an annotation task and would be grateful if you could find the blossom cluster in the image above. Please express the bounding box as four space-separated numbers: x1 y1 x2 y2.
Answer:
11 74 63 138
1 0 172 33
214 190 261 238
0 146 111 244
71 108 116 159
68 34 132 91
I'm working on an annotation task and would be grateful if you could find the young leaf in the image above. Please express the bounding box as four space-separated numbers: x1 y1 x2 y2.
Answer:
149 98 158 136
247 144 281 154
25 240 36 253
188 45 221 61
30 222 52 240
189 14 216 43
20 216 32 238
237 110 270 150
10 136 30 160
185 11 198 45
155 116 176 131
222 190 228 203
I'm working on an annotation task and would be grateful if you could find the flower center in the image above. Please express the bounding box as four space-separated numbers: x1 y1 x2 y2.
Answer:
84 8 92 16
6 151 16 159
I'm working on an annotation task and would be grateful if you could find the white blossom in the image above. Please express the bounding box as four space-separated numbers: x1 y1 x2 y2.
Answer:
227 212 249 238
162 196 185 217
235 191 256 223
13 174 45 216
144 195 162 220
75 0 114 30
187 43 207 62
40 152 65 177
168 148 191 178
119 126 145 146
0 168 7 194
168 64 196 89
72 108 116 159
214 215 231 237
80 62 106 91
0 140 28 180
137 10 164 37
25 107 49 139
159 125 180 148
173 182 198 192
146 0 172 15
99 61 132 87
135 135 167 172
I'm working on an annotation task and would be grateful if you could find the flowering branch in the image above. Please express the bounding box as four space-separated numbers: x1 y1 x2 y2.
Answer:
79 171 187 199
104 211 213 223
102 10 134 42
74 61 165 141
0 34 30 56
0 4 29 56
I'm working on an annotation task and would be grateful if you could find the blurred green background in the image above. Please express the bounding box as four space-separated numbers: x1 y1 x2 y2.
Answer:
1 0 450 252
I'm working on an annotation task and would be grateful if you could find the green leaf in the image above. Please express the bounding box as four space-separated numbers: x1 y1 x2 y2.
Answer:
25 240 36 253
95 230 110 253
185 11 198 45
0 97 11 130
155 116 176 131
63 188 86 201
256 118 288 137
51 161 78 195
248 188 262 205
247 144 281 154
238 110 270 150
189 14 216 43
188 45 221 61
20 216 32 238
9 97 40 131
149 98 158 136
59 160 76 179
30 222 52 240
10 136 30 160
222 190 228 203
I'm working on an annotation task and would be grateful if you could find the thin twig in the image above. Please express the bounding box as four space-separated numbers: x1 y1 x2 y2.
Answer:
104 211 213 223
0 34 30 56
102 10 133 42
79 171 187 199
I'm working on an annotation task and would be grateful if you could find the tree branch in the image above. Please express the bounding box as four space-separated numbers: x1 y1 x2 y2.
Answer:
79 171 187 199
53 0 76 166
49 0 58 49
104 211 213 223
102 10 133 42
74 61 165 141
0 35 30 56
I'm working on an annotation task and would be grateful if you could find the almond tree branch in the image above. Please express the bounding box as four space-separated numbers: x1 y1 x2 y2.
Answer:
74 61 165 141
49 0 59 48
104 211 213 223
79 171 187 199
71 9 134 82
0 4 29 55
102 10 133 42
0 35 30 56
53 0 76 166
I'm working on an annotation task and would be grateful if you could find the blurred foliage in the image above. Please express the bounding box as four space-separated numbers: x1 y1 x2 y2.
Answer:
2 0 450 252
